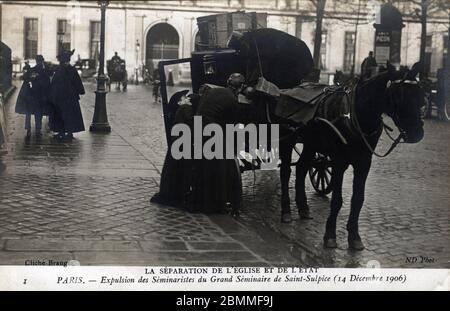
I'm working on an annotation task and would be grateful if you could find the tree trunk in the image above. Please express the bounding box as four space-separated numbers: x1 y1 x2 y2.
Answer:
351 0 361 76
313 0 326 70
419 0 428 79
446 14 449 107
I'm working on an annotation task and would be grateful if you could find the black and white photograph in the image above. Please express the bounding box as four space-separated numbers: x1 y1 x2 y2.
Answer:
0 0 449 292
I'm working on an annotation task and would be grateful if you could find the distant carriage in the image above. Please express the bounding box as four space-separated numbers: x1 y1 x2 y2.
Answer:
421 75 450 121
107 59 128 91
74 59 97 80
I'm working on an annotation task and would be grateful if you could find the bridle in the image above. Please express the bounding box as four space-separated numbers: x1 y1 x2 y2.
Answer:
349 77 418 158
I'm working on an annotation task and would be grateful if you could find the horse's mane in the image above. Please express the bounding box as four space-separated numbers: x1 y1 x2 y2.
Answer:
356 71 390 93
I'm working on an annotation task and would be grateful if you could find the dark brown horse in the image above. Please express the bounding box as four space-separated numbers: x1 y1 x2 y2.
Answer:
278 63 425 250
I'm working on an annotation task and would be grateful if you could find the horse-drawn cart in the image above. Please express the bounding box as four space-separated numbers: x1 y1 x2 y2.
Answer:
153 11 426 248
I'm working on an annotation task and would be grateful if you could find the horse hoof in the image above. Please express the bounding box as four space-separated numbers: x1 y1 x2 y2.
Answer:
323 238 338 249
348 239 365 251
281 213 292 223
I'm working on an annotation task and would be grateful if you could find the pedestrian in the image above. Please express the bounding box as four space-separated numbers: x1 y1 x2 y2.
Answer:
15 55 51 139
151 89 194 207
360 51 378 80
152 68 161 103
111 51 122 65
49 49 85 140
186 73 245 214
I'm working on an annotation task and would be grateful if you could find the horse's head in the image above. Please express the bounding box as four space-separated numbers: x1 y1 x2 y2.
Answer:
384 62 425 143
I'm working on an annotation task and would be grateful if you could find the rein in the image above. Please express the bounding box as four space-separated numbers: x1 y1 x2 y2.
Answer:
347 79 405 158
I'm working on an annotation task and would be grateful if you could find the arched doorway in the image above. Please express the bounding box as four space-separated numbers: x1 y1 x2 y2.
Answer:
146 23 179 71
194 31 202 52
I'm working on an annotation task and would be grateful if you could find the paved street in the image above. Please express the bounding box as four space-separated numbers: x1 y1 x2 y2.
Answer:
0 81 449 268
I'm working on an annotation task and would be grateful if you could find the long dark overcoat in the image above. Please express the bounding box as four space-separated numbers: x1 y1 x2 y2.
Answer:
50 64 85 133
154 104 195 207
15 65 51 115
187 87 242 214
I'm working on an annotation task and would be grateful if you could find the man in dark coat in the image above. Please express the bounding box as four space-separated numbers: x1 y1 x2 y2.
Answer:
151 90 194 207
15 55 51 138
360 51 378 80
50 49 85 139
111 52 122 65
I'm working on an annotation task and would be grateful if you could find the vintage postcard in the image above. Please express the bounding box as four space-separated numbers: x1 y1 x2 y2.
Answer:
0 0 448 292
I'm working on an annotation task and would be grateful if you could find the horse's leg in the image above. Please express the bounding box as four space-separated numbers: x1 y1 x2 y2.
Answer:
323 159 348 248
347 156 371 251
295 144 314 219
280 139 294 223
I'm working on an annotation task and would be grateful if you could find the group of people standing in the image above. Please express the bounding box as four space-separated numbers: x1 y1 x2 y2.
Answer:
15 49 85 140
151 73 247 214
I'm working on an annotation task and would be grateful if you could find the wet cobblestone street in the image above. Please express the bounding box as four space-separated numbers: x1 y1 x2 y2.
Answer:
0 81 449 268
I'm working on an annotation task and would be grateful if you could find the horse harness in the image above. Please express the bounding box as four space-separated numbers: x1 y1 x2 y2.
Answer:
312 77 414 158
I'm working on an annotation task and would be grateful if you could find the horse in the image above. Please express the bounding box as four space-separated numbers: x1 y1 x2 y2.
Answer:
333 70 353 86
276 62 425 250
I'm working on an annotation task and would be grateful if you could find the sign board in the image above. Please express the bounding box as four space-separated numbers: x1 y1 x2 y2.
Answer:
373 4 404 66
375 31 390 44
375 46 390 64
374 29 401 66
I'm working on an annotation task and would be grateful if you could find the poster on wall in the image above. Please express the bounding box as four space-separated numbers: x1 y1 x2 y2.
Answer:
375 46 390 65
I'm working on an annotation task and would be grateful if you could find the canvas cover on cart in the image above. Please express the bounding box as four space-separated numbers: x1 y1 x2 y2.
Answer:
228 28 314 89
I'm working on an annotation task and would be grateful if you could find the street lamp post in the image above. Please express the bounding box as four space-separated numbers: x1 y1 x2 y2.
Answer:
135 40 140 85
90 0 111 133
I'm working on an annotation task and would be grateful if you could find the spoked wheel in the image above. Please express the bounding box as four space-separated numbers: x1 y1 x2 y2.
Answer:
439 100 450 122
308 152 332 196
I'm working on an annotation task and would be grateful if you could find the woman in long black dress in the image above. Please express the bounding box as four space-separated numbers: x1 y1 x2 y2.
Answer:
49 49 85 140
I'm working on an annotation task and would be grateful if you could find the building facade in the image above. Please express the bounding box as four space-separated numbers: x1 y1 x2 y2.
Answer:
0 0 448 82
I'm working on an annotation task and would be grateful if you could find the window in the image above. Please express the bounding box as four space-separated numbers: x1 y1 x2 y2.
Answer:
57 19 71 55
344 31 356 73
443 35 448 69
90 21 101 62
320 31 327 70
444 35 449 53
426 35 433 49
24 18 38 60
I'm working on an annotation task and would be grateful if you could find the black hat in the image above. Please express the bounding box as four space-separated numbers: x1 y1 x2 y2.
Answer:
57 49 75 62
169 89 190 106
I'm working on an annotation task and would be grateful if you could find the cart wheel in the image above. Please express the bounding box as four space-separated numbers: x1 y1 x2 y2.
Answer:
421 95 432 119
439 100 450 122
308 152 332 196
